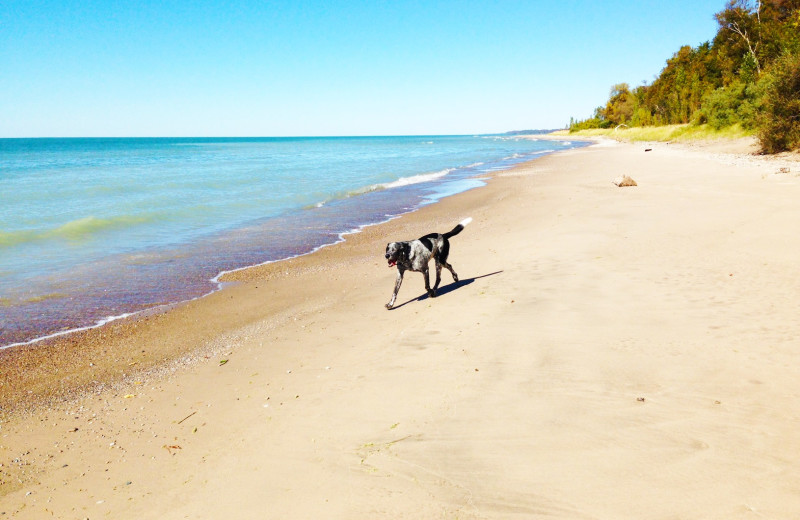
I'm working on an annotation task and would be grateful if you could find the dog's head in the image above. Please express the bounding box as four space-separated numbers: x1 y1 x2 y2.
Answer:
384 242 407 268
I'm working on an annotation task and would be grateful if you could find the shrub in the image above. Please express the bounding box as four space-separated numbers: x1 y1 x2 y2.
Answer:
569 118 611 132
757 51 800 153
569 107 612 132
696 81 762 130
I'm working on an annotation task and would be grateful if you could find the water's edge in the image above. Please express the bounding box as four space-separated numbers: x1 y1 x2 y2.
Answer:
1 139 586 350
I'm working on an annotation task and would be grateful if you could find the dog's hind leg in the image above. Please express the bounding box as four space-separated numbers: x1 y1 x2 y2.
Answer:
443 261 459 283
433 260 443 291
432 242 447 292
386 269 405 309
437 241 458 283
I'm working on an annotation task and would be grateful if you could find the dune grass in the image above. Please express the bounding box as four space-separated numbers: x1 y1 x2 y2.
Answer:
553 124 755 143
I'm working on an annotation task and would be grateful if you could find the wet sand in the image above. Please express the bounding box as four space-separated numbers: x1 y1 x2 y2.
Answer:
2 138 800 519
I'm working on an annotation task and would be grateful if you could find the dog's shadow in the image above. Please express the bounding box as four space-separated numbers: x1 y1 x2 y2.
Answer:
389 270 503 310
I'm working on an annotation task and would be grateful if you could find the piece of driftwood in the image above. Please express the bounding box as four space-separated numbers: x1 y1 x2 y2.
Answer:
613 175 638 187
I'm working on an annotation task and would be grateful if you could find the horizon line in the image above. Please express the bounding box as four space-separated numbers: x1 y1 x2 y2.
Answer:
0 130 561 140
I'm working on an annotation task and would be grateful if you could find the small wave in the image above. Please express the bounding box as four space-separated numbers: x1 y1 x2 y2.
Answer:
122 251 188 266
311 168 456 207
498 150 555 162
0 229 39 248
0 293 70 308
309 184 385 207
50 215 154 240
0 310 140 350
0 214 160 248
522 149 554 157
381 168 454 189
24 293 68 304
301 200 327 210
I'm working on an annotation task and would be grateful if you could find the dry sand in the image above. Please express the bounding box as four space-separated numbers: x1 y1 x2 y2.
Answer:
2 138 800 519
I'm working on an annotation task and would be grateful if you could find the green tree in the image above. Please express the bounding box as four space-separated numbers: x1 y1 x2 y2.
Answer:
756 51 800 152
602 83 635 125
568 0 800 150
715 0 764 75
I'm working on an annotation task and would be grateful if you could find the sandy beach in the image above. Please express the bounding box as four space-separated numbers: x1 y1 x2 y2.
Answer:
2 138 800 519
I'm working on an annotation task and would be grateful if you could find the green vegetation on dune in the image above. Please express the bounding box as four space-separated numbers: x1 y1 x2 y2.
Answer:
569 0 800 153
558 123 755 142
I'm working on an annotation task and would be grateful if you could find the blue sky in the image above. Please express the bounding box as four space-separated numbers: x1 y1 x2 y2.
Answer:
2 0 726 137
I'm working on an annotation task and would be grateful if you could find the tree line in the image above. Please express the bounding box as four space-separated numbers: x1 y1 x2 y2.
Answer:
570 0 800 152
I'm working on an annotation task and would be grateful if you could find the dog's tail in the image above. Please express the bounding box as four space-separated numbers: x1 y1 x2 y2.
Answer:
443 217 472 239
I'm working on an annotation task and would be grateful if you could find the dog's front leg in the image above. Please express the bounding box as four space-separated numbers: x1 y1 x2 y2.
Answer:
386 269 404 309
423 267 436 298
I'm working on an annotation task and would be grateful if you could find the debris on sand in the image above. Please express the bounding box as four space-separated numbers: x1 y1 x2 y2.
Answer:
613 175 638 187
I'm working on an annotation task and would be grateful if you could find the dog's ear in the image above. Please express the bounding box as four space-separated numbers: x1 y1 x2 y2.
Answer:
402 242 411 260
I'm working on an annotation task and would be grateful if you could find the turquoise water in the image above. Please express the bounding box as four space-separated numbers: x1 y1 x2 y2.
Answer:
0 135 585 347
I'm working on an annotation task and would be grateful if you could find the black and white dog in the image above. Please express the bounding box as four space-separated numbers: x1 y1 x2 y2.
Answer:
384 218 472 309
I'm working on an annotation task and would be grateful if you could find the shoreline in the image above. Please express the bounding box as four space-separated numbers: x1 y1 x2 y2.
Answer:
0 221 359 353
0 142 577 417
3 138 800 518
0 138 576 350
0 133 765 410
